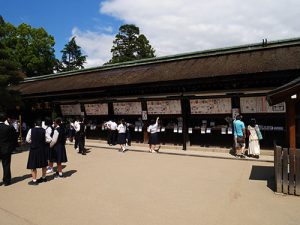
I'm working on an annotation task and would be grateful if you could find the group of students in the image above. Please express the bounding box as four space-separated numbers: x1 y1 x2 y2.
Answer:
104 117 161 153
0 113 69 186
233 115 262 159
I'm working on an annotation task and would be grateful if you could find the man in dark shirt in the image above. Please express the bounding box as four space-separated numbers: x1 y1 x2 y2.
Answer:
0 112 15 186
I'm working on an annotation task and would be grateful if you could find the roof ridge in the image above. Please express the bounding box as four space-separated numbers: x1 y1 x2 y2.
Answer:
23 37 300 83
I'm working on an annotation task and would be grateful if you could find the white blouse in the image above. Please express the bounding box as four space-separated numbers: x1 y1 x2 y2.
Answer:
117 124 126 133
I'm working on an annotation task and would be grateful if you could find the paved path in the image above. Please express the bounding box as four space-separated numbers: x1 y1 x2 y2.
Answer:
0 145 299 225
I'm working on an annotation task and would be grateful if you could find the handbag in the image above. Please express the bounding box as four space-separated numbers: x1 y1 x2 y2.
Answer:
255 126 263 140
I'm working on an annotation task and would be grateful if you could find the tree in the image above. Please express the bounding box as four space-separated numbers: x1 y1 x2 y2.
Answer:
59 37 87 72
0 16 23 111
108 24 155 64
9 23 57 77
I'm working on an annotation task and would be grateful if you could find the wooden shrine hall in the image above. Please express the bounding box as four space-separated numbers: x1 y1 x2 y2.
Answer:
12 37 300 150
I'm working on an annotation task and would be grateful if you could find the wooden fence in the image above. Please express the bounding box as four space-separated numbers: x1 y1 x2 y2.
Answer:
274 146 300 195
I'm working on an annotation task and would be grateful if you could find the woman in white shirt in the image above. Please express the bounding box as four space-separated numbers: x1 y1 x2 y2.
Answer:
117 119 127 152
147 117 160 153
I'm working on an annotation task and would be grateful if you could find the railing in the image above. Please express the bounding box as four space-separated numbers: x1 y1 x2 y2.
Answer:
274 146 300 195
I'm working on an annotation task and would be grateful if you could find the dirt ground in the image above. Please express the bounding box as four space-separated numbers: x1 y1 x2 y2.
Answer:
0 145 299 225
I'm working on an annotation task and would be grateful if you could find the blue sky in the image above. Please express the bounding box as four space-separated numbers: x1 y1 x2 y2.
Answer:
1 0 300 68
0 0 122 60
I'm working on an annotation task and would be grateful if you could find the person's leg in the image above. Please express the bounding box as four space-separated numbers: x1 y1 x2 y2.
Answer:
31 169 37 181
2 153 11 185
55 163 64 179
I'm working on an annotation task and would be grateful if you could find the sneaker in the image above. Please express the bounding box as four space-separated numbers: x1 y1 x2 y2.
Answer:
46 167 53 174
54 174 64 179
28 180 38 186
75 147 79 151
37 177 47 183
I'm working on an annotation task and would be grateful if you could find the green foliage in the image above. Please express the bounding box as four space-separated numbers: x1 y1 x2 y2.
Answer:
0 16 23 111
108 24 155 64
1 19 57 77
59 37 87 72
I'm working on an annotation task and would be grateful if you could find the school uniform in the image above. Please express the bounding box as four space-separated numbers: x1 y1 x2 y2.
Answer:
148 122 159 145
44 126 54 161
78 123 86 154
0 122 15 185
117 124 127 145
50 126 68 163
26 127 49 169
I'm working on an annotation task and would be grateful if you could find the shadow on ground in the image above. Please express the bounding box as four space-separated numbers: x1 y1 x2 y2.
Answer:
249 165 275 192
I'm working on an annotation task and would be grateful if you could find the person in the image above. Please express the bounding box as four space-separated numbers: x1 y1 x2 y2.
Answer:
147 117 160 153
44 118 54 174
26 119 52 185
49 118 68 178
0 113 15 186
78 118 86 155
104 119 118 145
73 117 80 151
233 115 246 158
126 122 134 146
247 118 260 158
117 119 127 152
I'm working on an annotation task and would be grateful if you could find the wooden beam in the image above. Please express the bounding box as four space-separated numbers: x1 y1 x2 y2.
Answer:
286 100 296 153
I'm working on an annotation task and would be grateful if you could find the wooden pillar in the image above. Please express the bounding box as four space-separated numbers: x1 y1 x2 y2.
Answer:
181 98 189 150
286 100 296 153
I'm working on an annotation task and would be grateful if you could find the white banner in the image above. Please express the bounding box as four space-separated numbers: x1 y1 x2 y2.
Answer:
60 104 82 116
84 103 108 115
240 96 286 113
147 100 182 115
190 98 231 114
113 102 142 115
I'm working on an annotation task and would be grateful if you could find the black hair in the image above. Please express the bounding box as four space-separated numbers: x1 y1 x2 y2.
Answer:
250 118 256 127
55 118 62 125
35 119 42 127
44 117 52 126
150 119 155 125
0 112 7 122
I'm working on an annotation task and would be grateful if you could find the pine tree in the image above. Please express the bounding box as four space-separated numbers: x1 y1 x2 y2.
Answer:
108 24 155 64
60 37 87 72
0 16 23 111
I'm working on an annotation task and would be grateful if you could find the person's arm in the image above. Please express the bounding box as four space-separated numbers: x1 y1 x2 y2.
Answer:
50 130 59 148
45 127 52 143
26 129 32 143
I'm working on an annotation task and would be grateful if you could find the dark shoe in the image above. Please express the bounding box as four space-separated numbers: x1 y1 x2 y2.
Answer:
4 181 11 186
82 152 86 155
28 180 38 186
54 173 64 179
240 155 246 159
37 177 47 183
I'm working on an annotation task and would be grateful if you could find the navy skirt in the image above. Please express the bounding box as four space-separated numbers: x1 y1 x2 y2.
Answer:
50 143 68 163
27 147 48 169
117 133 127 144
148 133 159 145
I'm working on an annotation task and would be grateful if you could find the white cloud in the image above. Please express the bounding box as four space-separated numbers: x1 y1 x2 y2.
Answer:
72 27 114 67
74 0 300 68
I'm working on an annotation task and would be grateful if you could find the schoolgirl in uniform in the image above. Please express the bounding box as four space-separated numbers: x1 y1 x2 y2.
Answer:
117 119 127 152
147 117 160 153
50 118 68 179
26 119 52 185
44 117 54 174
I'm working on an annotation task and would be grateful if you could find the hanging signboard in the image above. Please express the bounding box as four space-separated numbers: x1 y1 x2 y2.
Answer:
84 103 108 115
147 100 182 115
113 102 142 115
190 98 232 114
240 96 286 113
60 104 81 116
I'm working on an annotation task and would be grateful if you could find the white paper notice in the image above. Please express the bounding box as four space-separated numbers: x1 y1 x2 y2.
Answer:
221 127 226 134
161 127 165 132
206 128 211 134
227 128 232 134
201 127 206 134
188 128 193 134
